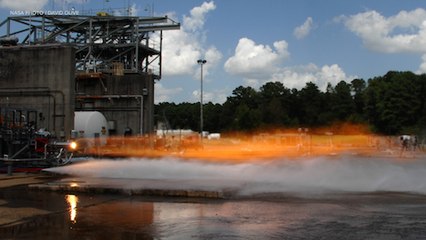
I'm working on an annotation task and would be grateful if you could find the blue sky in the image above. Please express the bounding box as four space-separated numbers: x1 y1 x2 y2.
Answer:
1 0 426 103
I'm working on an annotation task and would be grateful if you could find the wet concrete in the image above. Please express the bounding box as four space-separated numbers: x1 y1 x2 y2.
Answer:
1 173 426 239
28 177 237 198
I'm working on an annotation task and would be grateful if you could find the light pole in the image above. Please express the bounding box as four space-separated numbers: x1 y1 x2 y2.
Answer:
197 59 207 142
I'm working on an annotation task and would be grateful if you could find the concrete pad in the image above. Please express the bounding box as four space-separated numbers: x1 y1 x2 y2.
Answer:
0 173 52 188
0 207 50 226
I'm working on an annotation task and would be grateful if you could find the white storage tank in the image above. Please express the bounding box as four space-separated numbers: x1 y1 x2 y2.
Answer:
74 111 109 138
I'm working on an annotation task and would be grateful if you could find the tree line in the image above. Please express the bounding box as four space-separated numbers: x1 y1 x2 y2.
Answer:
155 71 426 135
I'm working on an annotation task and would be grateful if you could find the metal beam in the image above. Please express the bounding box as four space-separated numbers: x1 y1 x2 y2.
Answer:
43 18 88 43
0 14 180 78
138 24 181 32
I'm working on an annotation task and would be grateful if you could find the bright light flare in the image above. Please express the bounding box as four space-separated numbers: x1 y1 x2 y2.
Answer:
69 141 78 150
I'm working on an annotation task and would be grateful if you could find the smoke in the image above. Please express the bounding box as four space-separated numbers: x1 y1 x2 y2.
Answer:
45 156 426 196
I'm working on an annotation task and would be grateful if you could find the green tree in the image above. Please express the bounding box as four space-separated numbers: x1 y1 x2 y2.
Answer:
221 86 261 131
417 74 426 133
350 78 366 121
155 71 425 135
298 82 325 126
364 71 421 134
233 103 262 130
259 82 291 127
203 102 222 132
331 80 355 121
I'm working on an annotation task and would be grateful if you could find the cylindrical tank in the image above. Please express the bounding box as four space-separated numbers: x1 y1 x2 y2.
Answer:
74 111 109 138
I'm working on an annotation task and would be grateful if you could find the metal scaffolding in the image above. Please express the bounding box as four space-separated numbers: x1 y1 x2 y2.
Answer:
0 14 180 79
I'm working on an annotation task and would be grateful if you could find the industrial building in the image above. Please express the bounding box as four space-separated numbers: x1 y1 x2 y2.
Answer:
0 13 180 139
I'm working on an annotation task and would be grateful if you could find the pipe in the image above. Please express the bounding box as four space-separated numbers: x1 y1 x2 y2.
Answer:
159 30 163 79
135 18 139 72
140 94 144 134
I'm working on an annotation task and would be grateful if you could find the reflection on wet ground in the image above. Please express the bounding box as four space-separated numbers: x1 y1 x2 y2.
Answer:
2 184 426 240
2 153 426 239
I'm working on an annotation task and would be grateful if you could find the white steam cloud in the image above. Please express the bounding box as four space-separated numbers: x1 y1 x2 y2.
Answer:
46 156 426 196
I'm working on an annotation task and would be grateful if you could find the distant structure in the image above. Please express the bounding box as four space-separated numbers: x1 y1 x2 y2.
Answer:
0 13 180 137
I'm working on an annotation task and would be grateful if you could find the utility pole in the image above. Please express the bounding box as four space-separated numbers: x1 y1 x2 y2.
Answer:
197 59 207 143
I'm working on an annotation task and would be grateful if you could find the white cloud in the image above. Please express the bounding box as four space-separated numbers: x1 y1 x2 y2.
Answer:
341 8 426 73
0 0 48 11
199 46 222 79
417 54 426 74
294 17 313 39
55 0 87 5
161 28 202 76
273 63 356 91
242 63 356 92
224 38 289 78
129 3 138 16
160 2 220 77
183 1 216 32
113 3 138 16
55 0 86 3
243 78 262 89
192 45 223 80
192 88 228 104
342 8 426 54
224 37 355 91
155 83 183 104
204 46 222 68
154 2 224 103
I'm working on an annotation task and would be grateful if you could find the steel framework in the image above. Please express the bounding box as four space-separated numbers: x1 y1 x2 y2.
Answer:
0 14 180 79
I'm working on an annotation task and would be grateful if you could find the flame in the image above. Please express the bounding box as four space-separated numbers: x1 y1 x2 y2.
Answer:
66 194 79 223
70 123 410 162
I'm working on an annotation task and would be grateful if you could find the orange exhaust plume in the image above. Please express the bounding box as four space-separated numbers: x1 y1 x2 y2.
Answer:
73 123 417 162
